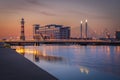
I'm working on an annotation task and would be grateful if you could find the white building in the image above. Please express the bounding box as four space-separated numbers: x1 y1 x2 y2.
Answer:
33 24 70 40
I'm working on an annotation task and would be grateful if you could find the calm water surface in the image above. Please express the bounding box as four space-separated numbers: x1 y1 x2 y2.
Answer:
13 45 120 80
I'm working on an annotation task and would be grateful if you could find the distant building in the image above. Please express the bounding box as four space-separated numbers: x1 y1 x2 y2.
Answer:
33 24 70 40
33 24 41 40
116 31 120 40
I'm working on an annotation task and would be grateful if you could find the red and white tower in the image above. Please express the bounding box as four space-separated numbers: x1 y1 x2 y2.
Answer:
20 18 25 40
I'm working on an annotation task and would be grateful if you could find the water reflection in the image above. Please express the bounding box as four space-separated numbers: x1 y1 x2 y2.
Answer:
16 46 64 62
115 46 120 54
13 45 120 80
16 46 25 56
80 66 89 74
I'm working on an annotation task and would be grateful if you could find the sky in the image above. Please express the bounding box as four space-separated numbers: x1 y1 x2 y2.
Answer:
0 0 120 39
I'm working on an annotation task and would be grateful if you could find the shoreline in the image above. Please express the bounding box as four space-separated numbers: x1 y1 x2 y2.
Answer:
1 40 120 46
0 47 58 80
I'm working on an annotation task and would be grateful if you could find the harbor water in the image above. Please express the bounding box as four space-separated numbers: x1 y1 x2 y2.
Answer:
13 45 120 80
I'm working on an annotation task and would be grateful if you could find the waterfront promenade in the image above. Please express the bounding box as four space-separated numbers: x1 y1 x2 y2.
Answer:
0 44 58 80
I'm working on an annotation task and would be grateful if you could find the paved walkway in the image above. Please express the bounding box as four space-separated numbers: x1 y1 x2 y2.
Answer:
0 47 58 80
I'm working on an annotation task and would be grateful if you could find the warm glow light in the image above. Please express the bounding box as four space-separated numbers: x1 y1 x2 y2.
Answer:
43 53 47 56
16 47 63 62
106 46 110 54
86 19 87 22
81 21 83 24
80 68 84 73
16 48 39 54
80 66 89 74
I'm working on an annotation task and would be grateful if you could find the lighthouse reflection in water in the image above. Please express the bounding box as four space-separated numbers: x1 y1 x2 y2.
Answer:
14 45 120 80
16 46 63 62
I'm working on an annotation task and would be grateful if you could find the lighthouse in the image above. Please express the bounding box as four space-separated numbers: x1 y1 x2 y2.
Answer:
20 18 25 40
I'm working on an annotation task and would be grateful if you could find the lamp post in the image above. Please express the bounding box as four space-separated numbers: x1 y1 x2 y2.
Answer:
85 19 88 39
80 21 83 39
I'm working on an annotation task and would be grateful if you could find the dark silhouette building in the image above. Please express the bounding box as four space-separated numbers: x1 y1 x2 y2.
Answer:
116 31 120 40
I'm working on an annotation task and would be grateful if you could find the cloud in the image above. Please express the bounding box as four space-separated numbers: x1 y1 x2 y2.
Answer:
24 8 57 16
66 10 112 20
38 11 57 16
0 0 57 16
24 0 47 7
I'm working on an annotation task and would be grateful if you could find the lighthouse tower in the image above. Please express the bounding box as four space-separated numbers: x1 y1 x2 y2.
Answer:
20 18 25 40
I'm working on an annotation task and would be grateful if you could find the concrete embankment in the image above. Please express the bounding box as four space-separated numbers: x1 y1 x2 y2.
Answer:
0 46 58 80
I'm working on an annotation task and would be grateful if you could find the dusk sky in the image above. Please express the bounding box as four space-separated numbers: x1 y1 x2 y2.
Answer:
0 0 120 39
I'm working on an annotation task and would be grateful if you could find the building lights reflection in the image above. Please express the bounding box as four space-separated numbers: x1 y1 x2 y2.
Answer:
16 46 63 62
115 46 120 53
89 46 97 53
80 66 89 74
105 46 110 55
16 46 25 55
16 47 38 55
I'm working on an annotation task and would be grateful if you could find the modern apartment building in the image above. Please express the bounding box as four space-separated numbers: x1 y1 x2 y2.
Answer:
33 24 70 40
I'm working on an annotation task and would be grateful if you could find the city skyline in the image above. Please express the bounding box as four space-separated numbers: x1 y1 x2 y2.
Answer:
0 0 120 39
